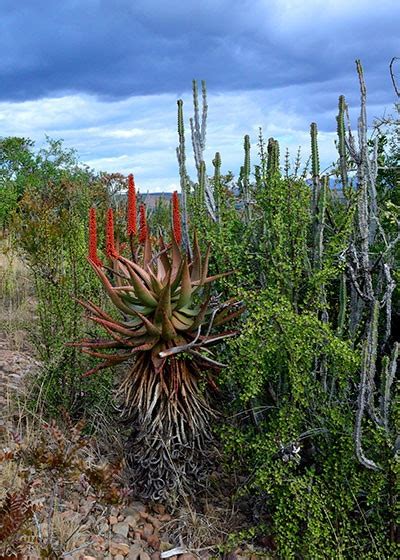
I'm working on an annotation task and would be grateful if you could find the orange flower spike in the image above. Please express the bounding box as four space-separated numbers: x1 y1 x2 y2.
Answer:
88 207 102 266
139 204 148 244
127 173 137 236
172 190 182 244
106 208 119 259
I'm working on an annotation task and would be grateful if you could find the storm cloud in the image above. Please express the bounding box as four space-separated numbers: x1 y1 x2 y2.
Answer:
0 0 398 190
1 0 398 102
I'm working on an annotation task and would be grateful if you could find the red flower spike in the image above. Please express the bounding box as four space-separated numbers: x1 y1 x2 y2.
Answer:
172 191 182 244
127 173 137 236
139 204 148 244
88 207 102 266
106 208 119 259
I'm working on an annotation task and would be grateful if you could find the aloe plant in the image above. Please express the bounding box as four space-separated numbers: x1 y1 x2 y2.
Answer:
71 198 243 502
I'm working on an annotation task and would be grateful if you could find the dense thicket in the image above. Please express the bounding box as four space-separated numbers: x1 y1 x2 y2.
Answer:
1 61 399 558
175 65 399 557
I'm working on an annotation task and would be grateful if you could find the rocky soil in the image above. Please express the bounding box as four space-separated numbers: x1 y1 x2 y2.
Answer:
0 330 265 559
0 247 267 559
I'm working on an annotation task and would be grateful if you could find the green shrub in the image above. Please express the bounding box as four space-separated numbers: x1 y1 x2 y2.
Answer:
222 292 399 557
10 139 114 417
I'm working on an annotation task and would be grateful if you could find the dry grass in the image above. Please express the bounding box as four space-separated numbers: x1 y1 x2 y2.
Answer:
164 506 233 553
0 237 36 350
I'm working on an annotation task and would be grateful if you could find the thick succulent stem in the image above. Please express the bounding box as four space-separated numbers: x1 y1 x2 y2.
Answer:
176 99 192 257
212 151 222 224
336 95 348 189
310 122 320 221
337 272 347 337
267 138 280 176
310 123 328 324
242 134 252 223
121 354 215 503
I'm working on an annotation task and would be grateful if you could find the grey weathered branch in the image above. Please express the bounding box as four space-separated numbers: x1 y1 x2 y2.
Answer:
381 342 399 432
190 80 217 222
339 61 398 470
354 303 381 471
389 57 400 97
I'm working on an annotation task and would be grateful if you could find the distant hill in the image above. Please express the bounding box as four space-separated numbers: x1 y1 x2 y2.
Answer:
115 178 348 210
114 191 175 209
142 192 174 209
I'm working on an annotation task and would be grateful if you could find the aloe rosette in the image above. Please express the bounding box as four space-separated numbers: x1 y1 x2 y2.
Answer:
72 197 242 501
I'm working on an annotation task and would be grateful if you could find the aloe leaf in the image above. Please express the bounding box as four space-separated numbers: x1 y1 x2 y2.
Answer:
171 259 184 292
143 235 152 267
118 255 152 289
176 258 192 309
213 307 244 326
87 258 136 316
156 237 171 282
200 244 211 285
134 310 162 337
154 273 172 324
67 340 121 349
81 349 133 361
191 270 233 286
161 310 177 340
190 230 202 282
192 295 211 328
147 267 163 295
75 298 114 322
176 305 200 317
170 233 182 282
125 266 158 308
171 312 194 331
82 360 123 378
89 316 140 337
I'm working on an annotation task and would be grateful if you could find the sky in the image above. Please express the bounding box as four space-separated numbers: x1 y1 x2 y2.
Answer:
0 0 399 192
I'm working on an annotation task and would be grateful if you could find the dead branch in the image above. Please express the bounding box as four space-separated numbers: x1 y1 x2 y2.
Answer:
389 57 400 97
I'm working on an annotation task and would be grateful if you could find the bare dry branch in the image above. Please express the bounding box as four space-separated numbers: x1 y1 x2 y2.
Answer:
389 57 400 97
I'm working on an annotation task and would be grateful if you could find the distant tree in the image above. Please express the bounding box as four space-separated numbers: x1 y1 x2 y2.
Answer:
373 104 400 202
0 137 36 230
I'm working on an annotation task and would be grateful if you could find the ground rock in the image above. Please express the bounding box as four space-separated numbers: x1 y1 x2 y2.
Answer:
125 514 139 528
113 521 130 538
143 522 154 538
147 515 161 529
146 534 160 550
109 541 131 555
127 545 143 560
125 501 147 514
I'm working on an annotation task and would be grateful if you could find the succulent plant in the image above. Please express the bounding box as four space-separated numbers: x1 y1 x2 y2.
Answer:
70 197 243 502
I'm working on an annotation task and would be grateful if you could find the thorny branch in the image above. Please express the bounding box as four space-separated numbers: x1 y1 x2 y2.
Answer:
342 61 399 470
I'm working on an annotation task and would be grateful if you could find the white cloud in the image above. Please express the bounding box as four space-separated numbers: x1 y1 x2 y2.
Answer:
0 84 392 192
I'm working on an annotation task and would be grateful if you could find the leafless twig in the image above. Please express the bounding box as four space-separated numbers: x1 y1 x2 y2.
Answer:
389 57 400 97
